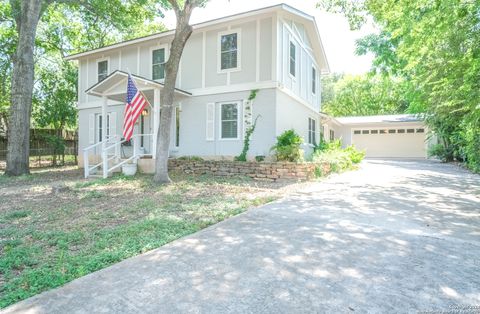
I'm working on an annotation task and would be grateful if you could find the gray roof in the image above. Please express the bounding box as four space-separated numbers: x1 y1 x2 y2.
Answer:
335 114 423 125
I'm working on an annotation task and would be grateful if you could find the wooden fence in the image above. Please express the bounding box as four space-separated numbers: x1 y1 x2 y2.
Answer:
0 129 78 166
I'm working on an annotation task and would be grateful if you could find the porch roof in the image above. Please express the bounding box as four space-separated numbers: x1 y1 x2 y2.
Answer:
85 70 191 102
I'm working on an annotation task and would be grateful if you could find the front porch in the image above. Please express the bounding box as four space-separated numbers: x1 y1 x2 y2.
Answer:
83 70 191 178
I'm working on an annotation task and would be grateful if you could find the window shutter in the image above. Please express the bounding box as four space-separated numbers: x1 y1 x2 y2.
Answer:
88 114 95 144
206 102 215 141
109 112 116 140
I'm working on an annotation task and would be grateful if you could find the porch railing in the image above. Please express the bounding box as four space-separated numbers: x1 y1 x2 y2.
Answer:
83 133 153 178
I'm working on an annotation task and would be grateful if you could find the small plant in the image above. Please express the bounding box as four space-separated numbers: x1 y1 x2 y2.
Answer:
255 155 265 162
271 129 304 162
235 115 260 162
428 144 451 162
344 145 365 164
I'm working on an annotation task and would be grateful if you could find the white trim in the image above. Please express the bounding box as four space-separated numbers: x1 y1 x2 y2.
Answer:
86 58 89 102
281 18 320 69
118 50 122 69
256 19 260 82
149 44 169 81
272 14 277 81
218 101 241 141
136 46 140 74
188 81 277 96
217 29 242 73
96 57 110 82
202 31 206 88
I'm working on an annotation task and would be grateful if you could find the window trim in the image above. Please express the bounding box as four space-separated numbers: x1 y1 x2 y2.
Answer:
150 44 169 82
308 117 316 145
217 29 242 73
96 57 110 82
218 101 241 141
288 39 297 79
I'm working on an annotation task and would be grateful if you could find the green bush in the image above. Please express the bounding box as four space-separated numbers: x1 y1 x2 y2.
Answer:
311 140 365 176
427 144 450 162
344 145 366 164
271 129 304 162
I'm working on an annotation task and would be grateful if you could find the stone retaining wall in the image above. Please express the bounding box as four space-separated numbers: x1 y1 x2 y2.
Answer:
168 159 331 181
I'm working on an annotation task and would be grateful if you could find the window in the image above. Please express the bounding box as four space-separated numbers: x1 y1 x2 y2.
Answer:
407 129 415 133
353 130 361 135
321 125 325 140
220 103 239 139
312 67 316 94
308 118 316 145
96 113 111 142
398 129 406 134
97 60 108 82
388 129 396 134
175 107 180 147
371 130 379 134
329 129 335 141
152 48 166 80
380 129 387 134
220 32 239 70
362 130 369 134
416 128 425 133
289 41 296 77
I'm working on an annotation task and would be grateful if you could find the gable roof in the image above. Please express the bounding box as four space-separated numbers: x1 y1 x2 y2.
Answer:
335 114 424 125
64 4 329 72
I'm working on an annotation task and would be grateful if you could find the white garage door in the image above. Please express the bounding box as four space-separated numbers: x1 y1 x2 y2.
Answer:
352 127 427 158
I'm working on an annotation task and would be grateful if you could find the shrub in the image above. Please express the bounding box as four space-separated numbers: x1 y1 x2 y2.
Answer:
344 145 365 164
311 140 365 176
427 144 450 162
271 129 304 162
255 155 265 162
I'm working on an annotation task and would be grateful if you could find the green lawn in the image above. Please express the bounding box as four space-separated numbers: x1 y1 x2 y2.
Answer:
0 168 289 308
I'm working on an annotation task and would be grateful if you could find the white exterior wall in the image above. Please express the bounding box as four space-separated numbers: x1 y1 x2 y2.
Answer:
277 18 321 113
275 90 320 157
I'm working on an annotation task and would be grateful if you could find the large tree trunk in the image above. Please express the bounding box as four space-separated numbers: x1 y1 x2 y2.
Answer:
5 0 44 176
153 4 194 183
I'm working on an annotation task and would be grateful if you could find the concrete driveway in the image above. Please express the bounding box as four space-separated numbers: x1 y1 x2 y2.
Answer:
3 159 480 313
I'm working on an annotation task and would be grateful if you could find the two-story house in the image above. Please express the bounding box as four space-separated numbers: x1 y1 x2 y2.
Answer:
66 4 331 177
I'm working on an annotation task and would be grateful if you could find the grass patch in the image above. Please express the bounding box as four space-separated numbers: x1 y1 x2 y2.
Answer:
0 169 290 308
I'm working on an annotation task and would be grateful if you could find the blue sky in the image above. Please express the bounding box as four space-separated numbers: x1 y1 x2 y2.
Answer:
161 0 375 74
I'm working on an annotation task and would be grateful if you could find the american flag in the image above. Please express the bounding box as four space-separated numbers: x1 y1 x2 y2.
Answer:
123 74 149 141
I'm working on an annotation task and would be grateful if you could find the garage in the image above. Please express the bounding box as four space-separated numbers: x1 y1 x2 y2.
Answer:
335 115 429 158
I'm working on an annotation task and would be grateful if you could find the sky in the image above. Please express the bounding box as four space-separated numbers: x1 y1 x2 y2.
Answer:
160 0 375 74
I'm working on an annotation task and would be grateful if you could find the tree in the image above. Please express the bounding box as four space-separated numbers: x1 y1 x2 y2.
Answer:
154 0 209 183
318 0 480 171
322 73 412 116
4 0 161 176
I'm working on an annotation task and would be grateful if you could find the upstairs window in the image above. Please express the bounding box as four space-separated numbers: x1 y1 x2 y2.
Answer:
220 102 239 139
289 41 296 77
220 32 239 71
308 118 316 145
312 67 317 94
152 48 166 80
97 60 108 82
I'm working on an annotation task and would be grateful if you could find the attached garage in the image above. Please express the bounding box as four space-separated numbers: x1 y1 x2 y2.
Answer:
335 115 428 158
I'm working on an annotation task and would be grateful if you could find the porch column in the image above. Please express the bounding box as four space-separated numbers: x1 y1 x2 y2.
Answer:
152 88 160 159
102 96 108 178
